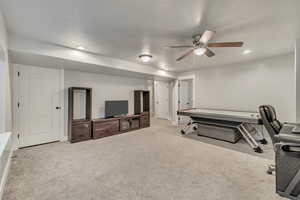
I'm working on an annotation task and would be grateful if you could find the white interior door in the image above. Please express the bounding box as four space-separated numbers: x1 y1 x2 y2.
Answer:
17 66 61 147
154 81 170 119
179 79 193 124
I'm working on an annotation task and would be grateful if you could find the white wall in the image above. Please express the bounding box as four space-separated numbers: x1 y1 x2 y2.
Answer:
179 54 295 122
73 90 87 120
169 81 176 122
64 70 152 135
146 80 154 117
0 11 12 133
296 39 300 122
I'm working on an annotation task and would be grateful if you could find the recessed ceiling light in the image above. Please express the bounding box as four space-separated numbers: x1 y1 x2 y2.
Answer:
76 46 85 51
139 54 153 63
159 63 169 70
243 50 252 54
193 48 206 56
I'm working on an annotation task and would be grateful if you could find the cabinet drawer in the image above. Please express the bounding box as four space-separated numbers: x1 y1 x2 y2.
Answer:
71 122 91 142
120 120 130 131
93 129 119 139
92 120 120 139
131 119 140 129
140 121 150 128
94 121 119 131
140 115 150 128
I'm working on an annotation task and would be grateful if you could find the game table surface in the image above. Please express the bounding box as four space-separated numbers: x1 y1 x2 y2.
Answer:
177 108 261 124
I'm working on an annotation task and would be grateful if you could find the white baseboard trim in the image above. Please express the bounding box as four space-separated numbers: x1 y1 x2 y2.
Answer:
60 136 68 142
171 120 178 126
0 149 13 200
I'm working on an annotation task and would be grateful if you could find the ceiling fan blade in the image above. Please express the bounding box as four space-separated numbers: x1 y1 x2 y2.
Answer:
199 30 216 44
207 42 244 47
205 48 215 57
166 45 193 48
176 48 196 61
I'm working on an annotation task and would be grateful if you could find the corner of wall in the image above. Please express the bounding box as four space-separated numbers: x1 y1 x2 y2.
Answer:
295 39 300 122
0 10 12 133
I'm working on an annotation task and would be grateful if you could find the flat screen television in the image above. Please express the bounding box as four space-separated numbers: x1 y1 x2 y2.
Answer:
105 100 128 118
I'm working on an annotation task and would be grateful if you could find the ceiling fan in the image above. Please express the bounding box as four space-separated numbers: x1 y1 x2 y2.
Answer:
166 30 244 61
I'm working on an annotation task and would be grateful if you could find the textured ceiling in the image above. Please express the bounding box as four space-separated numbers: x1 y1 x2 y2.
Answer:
1 0 299 71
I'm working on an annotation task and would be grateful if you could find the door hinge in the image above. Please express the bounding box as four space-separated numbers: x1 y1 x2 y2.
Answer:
17 71 20 77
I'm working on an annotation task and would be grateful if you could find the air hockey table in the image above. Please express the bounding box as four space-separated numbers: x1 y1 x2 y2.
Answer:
177 108 267 153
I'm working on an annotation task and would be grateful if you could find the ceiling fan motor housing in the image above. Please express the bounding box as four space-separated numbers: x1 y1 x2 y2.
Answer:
192 34 203 46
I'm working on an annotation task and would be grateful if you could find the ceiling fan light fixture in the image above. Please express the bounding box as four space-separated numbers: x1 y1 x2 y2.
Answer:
193 48 206 56
139 54 153 63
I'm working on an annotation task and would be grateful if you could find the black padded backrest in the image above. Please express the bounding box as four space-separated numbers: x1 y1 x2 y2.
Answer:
265 105 276 121
259 105 282 146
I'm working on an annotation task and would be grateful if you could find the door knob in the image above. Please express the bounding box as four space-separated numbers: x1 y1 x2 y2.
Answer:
56 106 61 110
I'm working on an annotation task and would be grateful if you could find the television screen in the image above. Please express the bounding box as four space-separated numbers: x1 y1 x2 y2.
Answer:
105 100 128 118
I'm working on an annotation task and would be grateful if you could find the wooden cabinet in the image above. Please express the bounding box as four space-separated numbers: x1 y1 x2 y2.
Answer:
92 114 143 140
120 119 130 132
134 90 150 115
68 87 92 143
120 115 140 132
71 121 92 143
92 118 120 139
140 112 150 128
134 90 150 128
69 89 151 143
131 118 140 129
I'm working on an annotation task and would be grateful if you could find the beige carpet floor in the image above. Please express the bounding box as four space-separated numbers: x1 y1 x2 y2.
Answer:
3 119 285 200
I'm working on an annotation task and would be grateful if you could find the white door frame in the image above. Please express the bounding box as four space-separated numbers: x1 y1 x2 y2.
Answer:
12 64 65 149
172 75 196 126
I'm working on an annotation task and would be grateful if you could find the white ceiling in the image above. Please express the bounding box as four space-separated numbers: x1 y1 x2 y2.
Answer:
9 50 174 81
1 0 299 72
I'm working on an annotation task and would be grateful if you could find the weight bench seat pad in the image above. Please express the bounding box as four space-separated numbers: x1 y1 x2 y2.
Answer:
196 124 242 143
